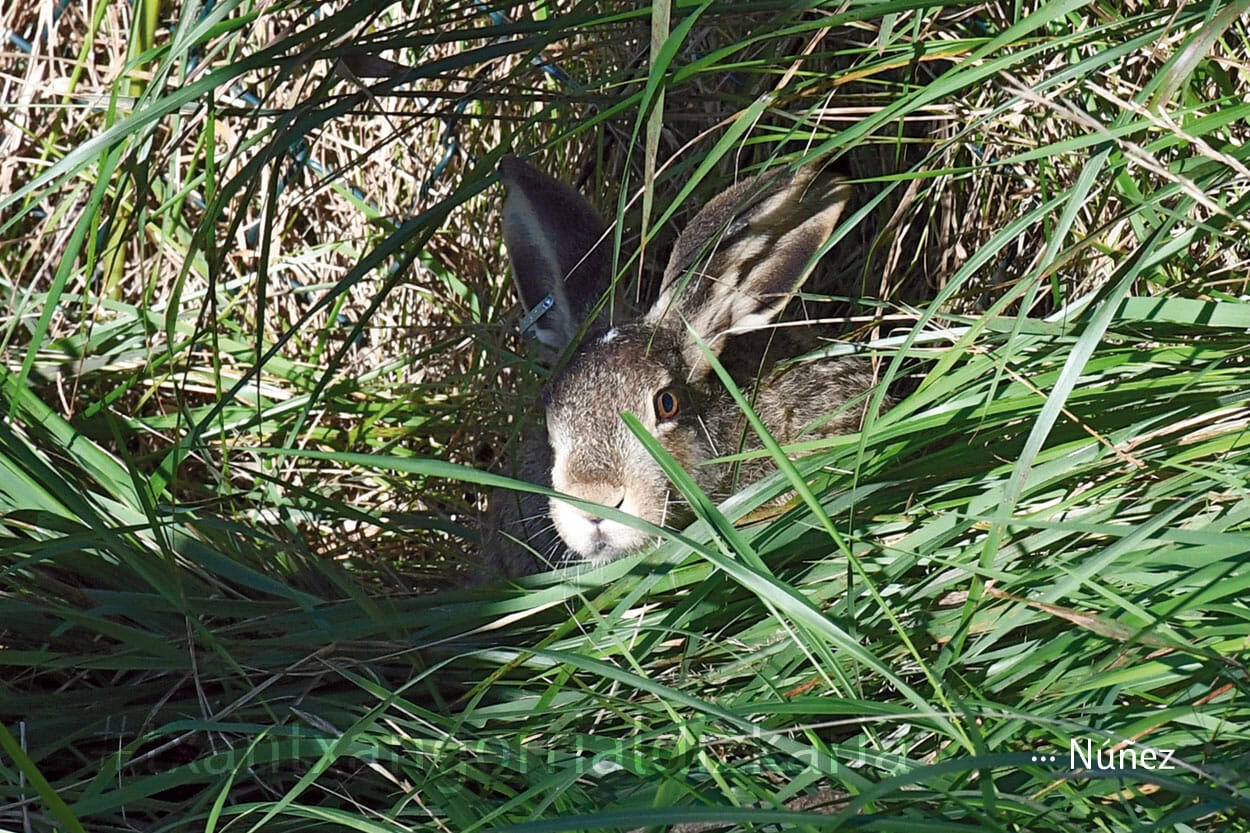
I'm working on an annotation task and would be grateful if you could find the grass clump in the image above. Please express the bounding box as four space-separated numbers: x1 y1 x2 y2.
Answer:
1 0 1249 831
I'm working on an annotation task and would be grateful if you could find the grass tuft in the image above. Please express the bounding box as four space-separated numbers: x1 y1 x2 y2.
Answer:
1 0 1249 831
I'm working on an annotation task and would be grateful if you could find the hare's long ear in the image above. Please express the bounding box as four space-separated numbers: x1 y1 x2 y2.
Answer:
644 164 850 378
499 156 613 352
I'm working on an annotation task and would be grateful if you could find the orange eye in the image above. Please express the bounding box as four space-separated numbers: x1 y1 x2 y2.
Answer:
654 388 679 421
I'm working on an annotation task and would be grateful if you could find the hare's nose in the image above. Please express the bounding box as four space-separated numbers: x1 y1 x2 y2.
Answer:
582 487 626 524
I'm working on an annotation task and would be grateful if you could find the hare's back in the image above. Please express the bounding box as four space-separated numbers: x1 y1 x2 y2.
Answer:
758 357 884 442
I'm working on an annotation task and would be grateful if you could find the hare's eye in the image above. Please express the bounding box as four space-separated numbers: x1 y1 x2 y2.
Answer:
654 388 679 421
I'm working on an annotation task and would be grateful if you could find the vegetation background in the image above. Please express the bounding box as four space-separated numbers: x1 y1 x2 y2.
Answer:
1 0 1249 830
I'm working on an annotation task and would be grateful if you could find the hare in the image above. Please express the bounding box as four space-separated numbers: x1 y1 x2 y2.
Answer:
481 155 883 578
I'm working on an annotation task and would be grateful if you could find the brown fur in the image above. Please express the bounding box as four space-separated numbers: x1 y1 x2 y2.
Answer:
479 158 887 578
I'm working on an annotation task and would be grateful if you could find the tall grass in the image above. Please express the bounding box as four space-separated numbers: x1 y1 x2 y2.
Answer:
1 0 1249 831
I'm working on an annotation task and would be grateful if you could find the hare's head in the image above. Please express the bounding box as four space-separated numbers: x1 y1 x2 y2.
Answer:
499 155 850 564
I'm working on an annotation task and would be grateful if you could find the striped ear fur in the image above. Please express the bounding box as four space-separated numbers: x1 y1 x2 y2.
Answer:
644 164 850 378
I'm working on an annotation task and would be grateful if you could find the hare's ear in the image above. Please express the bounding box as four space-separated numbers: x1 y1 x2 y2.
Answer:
645 164 850 377
500 156 613 352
